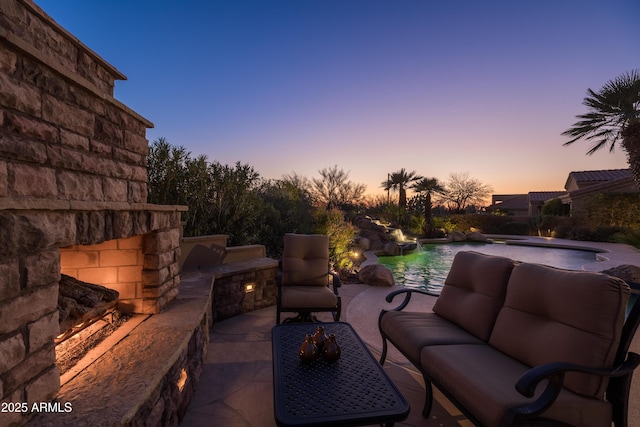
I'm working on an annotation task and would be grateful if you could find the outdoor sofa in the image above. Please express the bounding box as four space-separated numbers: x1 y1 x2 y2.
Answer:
379 250 640 426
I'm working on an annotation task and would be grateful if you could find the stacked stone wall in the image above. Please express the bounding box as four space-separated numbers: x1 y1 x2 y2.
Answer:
1 0 151 209
212 258 279 321
0 0 122 96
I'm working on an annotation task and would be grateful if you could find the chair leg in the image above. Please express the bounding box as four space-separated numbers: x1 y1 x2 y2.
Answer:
378 310 388 365
380 336 388 365
422 375 433 418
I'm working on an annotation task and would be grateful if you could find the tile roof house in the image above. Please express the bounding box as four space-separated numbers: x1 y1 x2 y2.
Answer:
487 192 566 216
558 169 637 216
564 169 633 192
528 191 567 216
488 169 637 217
487 194 529 216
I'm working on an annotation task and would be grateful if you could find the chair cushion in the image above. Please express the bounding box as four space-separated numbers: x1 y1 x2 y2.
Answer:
489 263 630 398
380 311 484 367
433 251 515 341
280 285 338 309
282 234 330 286
420 344 612 427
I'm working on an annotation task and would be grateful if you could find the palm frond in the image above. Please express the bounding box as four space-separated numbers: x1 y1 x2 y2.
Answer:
563 70 640 154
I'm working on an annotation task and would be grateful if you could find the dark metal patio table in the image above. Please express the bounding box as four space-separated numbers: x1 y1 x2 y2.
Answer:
272 322 410 427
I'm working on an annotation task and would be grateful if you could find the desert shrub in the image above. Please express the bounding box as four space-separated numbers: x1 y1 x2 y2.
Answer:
589 227 626 242
406 212 426 236
433 216 457 234
440 214 533 235
538 216 571 235
613 228 640 249
576 193 640 229
313 208 357 271
541 198 569 216
255 179 315 257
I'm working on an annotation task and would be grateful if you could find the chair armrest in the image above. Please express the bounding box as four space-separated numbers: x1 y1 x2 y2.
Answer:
329 272 341 293
384 288 438 312
506 352 640 421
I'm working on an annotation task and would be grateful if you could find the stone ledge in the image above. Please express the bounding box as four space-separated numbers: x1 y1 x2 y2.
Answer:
27 271 213 426
0 198 188 212
224 245 267 264
209 257 278 278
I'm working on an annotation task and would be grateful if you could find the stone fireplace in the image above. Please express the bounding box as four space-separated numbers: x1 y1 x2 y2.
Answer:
0 1 190 424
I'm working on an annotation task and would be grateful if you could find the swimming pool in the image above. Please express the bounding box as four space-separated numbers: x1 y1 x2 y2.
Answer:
377 242 600 295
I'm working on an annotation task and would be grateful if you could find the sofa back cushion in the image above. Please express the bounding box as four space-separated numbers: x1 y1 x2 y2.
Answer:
489 262 630 398
282 233 329 286
433 251 515 341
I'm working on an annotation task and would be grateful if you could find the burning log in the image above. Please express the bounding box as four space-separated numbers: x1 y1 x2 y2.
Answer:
57 274 119 342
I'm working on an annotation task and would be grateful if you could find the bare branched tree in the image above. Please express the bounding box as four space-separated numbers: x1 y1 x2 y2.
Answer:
311 165 366 209
438 172 493 213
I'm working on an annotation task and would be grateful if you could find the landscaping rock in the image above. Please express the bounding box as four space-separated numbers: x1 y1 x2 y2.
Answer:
355 216 393 250
450 230 466 242
383 241 400 256
601 264 640 285
466 232 489 242
357 237 370 251
354 216 387 232
358 265 395 287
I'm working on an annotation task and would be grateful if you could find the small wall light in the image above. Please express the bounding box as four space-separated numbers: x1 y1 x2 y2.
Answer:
245 282 255 293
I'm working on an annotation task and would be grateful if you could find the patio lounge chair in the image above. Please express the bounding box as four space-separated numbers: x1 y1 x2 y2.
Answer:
276 233 341 324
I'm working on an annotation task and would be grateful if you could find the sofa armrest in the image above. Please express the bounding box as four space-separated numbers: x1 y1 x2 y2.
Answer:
505 352 640 424
384 288 438 312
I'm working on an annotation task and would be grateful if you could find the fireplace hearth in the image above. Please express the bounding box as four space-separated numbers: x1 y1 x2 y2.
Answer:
55 309 130 375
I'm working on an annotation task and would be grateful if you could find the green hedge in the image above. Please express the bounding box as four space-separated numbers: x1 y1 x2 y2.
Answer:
436 214 535 235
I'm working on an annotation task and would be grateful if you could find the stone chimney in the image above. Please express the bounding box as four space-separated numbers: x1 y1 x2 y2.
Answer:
0 1 186 422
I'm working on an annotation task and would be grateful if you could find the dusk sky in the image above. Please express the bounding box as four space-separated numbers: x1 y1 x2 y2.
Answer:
35 1 638 199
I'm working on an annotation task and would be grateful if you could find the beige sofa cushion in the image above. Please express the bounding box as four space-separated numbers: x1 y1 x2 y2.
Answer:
489 263 630 398
282 233 330 286
380 311 484 366
420 344 613 427
433 251 515 340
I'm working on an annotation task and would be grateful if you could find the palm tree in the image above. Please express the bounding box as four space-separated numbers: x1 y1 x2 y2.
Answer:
411 177 445 237
562 70 640 189
381 169 422 211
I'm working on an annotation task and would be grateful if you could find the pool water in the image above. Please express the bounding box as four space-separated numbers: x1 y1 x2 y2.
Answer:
377 242 599 295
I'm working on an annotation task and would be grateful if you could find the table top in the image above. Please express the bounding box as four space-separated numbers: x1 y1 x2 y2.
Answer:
272 322 410 427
